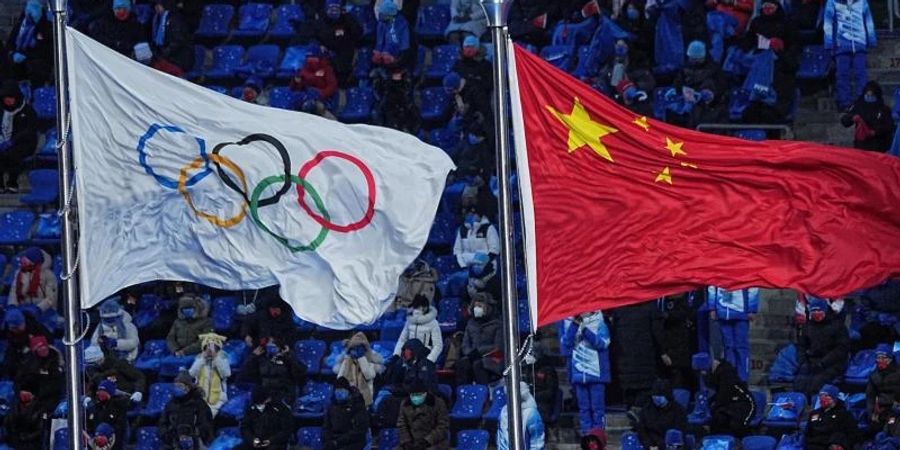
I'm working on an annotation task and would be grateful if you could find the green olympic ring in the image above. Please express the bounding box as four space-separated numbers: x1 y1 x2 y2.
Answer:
250 174 330 252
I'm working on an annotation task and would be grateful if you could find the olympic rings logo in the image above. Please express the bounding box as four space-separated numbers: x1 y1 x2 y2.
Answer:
136 123 377 252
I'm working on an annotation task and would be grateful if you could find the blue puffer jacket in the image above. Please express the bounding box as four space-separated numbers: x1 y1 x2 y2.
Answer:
824 0 876 54
560 311 611 384
375 14 410 59
707 287 759 321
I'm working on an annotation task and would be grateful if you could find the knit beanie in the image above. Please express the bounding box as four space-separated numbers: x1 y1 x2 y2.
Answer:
686 40 706 60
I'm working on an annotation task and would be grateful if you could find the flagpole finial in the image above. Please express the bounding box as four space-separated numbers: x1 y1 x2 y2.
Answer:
51 0 67 13
481 0 510 28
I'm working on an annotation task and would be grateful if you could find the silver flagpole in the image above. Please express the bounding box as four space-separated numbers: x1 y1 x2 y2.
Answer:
49 0 86 447
481 1 524 449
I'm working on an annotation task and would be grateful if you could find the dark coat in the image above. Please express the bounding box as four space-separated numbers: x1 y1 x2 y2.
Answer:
867 362 900 418
6 13 52 64
742 2 800 122
805 402 859 450
322 389 369 450
0 80 38 164
239 351 307 403
452 55 492 99
384 339 437 393
611 302 664 390
240 399 294 450
158 388 214 449
659 295 695 369
797 312 850 375
89 12 144 56
15 347 64 414
3 400 43 450
840 82 896 152
397 393 450 450
615 2 654 68
461 315 503 359
2 314 49 379
315 14 361 80
635 381 689 448
240 298 298 346
87 396 129 450
149 10 194 71
708 361 755 436
86 352 147 395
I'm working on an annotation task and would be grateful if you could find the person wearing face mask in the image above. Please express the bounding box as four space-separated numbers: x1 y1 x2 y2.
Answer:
333 332 384 407
314 0 361 86
189 333 231 417
397 380 450 450
707 287 758 382
84 345 146 397
373 66 418 132
393 295 443 363
824 0 876 110
7 247 56 311
88 422 117 450
611 301 665 408
465 251 500 302
454 121 495 177
372 1 411 69
15 335 63 415
385 338 438 397
456 298 503 385
5 0 52 86
290 48 338 102
148 0 194 77
668 40 726 128
794 298 850 397
3 389 45 450
443 71 493 131
445 0 487 43
0 79 37 193
866 344 900 431
561 310 611 434
633 380 689 450
238 386 293 450
241 297 298 348
497 382 545 450
805 384 859 450
159 370 213 450
240 336 307 405
614 1 653 67
1 307 49 379
706 360 755 437
452 36 492 97
166 294 213 357
453 202 500 269
88 0 145 57
841 81 895 152
90 299 140 363
580 428 608 450
86 380 129 450
322 377 370 450
239 76 266 105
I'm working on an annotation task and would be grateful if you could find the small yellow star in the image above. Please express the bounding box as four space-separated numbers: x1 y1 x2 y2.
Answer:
680 161 699 169
546 97 618 162
666 138 686 157
634 116 650 131
655 167 673 185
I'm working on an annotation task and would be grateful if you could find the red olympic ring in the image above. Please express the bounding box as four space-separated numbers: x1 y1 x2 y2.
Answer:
297 150 376 233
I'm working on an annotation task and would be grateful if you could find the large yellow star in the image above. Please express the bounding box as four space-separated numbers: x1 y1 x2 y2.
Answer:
546 98 618 162
666 138 686 157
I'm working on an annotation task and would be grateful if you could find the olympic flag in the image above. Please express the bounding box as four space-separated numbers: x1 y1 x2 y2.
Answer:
67 28 455 328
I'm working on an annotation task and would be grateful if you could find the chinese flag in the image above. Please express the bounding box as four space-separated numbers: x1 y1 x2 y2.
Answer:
509 45 900 327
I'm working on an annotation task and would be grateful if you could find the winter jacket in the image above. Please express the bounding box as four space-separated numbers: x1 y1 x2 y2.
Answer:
841 82 896 152
2 314 49 379
614 3 654 69
166 295 213 355
635 381 689 448
322 389 369 450
89 12 145 57
291 57 338 100
742 1 800 120
315 14 361 79
445 0 487 38
805 402 859 450
394 306 443 362
497 387 545 450
867 362 900 418
334 333 385 406
90 310 140 362
239 398 294 450
3 400 43 450
158 388 214 449
87 396 129 450
397 393 450 450
708 361 755 436
797 312 850 373
453 55 492 99
149 10 194 71
6 13 52 64
86 351 146 395
824 0 876 54
453 217 500 267
374 14 411 64
240 350 307 404
611 302 664 390
384 339 438 393
707 286 759 321
658 294 696 369
240 297 298 346
462 314 503 360
674 59 727 106
8 249 57 312
560 311 611 385
15 346 64 414
189 352 231 414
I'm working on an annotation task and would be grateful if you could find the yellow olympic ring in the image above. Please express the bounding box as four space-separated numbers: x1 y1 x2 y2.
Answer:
177 154 248 228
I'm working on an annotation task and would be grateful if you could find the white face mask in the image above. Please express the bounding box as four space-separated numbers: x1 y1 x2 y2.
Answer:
412 309 424 317
473 306 485 318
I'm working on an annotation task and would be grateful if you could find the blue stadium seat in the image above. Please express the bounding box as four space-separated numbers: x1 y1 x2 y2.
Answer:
139 383 177 419
297 427 323 450
347 4 376 39
135 426 161 450
734 129 767 141
160 354 195 378
32 213 61 245
227 86 242 98
432 254 459 277
133 3 153 25
267 87 298 110
673 388 691 409
212 296 238 333
294 382 332 419
415 5 450 41
796 45 831 80
223 339 247 370
233 3 272 39
370 340 395 362
845 349 878 385
219 384 252 421
208 427 242 450
420 87 451 122
20 169 59 205
195 4 234 40
0 210 34 245
338 87 375 123
620 431 643 450
653 86 674 120
457 430 489 450
0 379 14 413
437 297 460 333
0 254 8 288
205 85 228 95
378 428 399 450
426 212 457 247
540 45 574 72
322 340 345 374
449 384 488 420
425 44 460 80
276 45 314 79
206 45 245 80
135 339 171 372
236 44 279 79
185 46 207 80
428 126 460 156
37 128 58 162
52 428 67 450
701 435 737 450
294 339 326 374
353 47 373 80
742 435 777 450
763 391 806 429
483 384 506 422
32 87 56 121
750 390 767 427
412 45 428 78
270 4 303 40
380 319 405 343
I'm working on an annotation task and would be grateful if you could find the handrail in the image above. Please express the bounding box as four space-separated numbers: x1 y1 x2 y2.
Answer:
696 123 795 139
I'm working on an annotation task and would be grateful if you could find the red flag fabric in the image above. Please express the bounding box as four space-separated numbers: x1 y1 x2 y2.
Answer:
508 44 900 327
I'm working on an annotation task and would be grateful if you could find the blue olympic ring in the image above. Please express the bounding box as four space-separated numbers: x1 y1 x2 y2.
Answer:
137 123 211 189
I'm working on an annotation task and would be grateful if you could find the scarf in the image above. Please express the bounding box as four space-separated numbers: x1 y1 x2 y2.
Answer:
338 357 372 405
15 17 37 52
152 11 168 47
15 264 42 301
197 356 224 406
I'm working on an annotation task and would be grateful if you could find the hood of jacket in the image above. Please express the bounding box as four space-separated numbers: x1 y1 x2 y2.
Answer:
177 294 208 320
402 338 429 360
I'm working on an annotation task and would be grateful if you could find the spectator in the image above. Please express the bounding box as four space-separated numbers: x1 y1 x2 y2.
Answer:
498 382 545 450
159 371 214 450
88 423 117 450
560 310 611 434
707 360 755 437
89 0 145 57
668 40 727 128
805 384 859 450
240 76 265 105
373 67 418 132
241 296 297 348
706 0 754 35
238 386 293 450
394 295 443 363
3 390 44 450
740 1 800 125
189 332 231 417
611 301 664 407
86 379 129 449
0 82 38 194
867 344 900 430
7 247 55 311
532 361 561 429
397 380 450 450
15 335 63 414
334 332 384 407
290 50 338 100
315 0 361 86
240 337 306 405
443 71 493 129
373 1 411 69
658 293 695 390
2 307 49 379
90 298 140 363
6 0 52 86
878 391 900 440
452 35 492 97
824 0 876 110
456 297 503 385
84 345 146 396
794 298 850 397
708 287 758 382
465 252 500 302
445 0 487 43
148 0 195 77
634 379 689 449
614 0 654 67
580 428 608 450
840 81 895 152
385 338 438 395
373 0 420 26
507 0 552 47
166 294 213 357
322 377 370 450
453 202 500 268
607 55 655 117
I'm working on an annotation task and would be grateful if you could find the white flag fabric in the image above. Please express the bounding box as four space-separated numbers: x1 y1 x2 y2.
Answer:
67 28 454 328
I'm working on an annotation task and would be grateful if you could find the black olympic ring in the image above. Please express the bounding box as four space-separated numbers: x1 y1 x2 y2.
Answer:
211 133 292 207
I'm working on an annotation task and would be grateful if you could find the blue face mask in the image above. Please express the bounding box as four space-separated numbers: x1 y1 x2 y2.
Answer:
25 2 42 22
615 45 628 57
349 345 366 359
652 395 668 407
626 7 640 20
334 389 349 403
864 94 877 103
410 393 426 406
181 307 195 319
467 133 483 146
464 213 478 226
173 386 189 398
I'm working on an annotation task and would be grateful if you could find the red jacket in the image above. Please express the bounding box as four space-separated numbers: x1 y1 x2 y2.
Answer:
715 0 754 34
290 58 338 100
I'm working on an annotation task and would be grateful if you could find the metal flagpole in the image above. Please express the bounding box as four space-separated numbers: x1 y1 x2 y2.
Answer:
481 1 524 449
49 0 86 447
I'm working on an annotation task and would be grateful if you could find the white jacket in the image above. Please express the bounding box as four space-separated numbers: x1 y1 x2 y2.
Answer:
453 217 500 268
8 249 57 312
90 310 140 362
393 306 444 362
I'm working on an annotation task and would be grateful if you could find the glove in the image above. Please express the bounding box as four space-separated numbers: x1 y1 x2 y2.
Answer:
700 89 714 103
82 396 93 409
130 392 143 403
769 37 784 52
634 90 648 102
12 52 25 64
